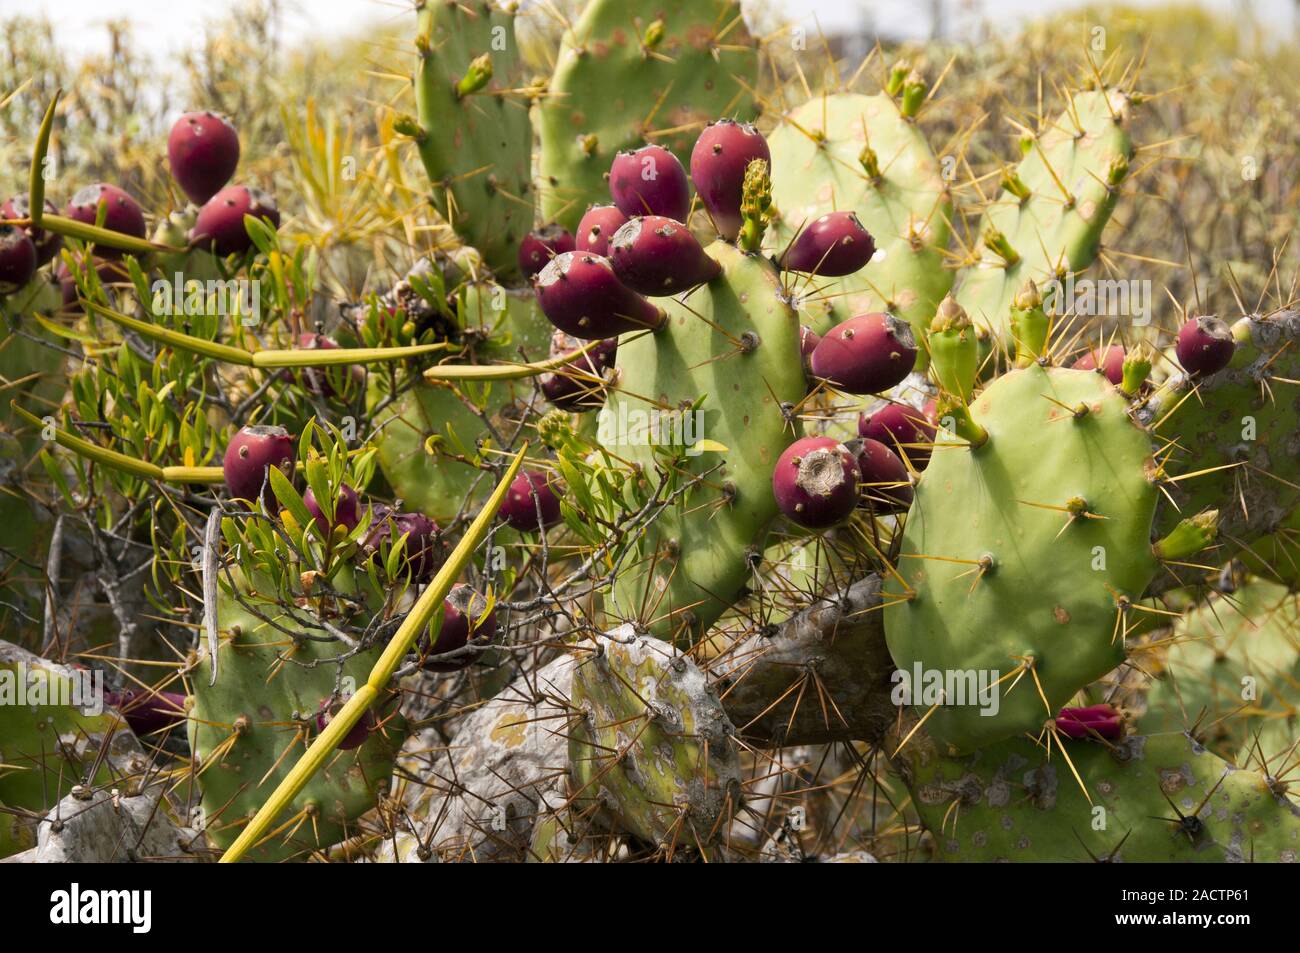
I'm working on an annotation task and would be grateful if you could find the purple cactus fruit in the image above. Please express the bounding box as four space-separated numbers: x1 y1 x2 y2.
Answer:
1056 703 1123 740
500 470 562 532
856 438 913 512
191 184 280 257
167 111 241 205
608 144 690 221
0 224 37 294
780 211 876 277
540 331 618 411
2 194 62 266
304 482 360 535
809 312 918 394
859 401 937 471
362 507 445 583
105 689 188 737
518 224 576 279
280 332 363 398
420 584 498 673
575 204 629 256
534 251 664 339
1071 344 1125 385
607 215 721 296
772 436 861 529
1176 316 1235 377
222 424 295 507
689 119 770 241
316 695 374 751
799 325 822 360
63 184 147 256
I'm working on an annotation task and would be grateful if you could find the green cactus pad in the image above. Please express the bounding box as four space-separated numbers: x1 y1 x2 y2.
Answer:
2 277 66 433
1144 312 1300 560
537 0 758 231
414 0 534 278
188 572 404 862
885 365 1159 750
568 627 741 848
895 728 1300 862
955 88 1133 341
767 92 953 344
372 283 551 521
1142 578 1299 762
601 242 805 640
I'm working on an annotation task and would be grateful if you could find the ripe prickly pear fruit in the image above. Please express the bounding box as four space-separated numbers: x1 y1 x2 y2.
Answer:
799 325 821 373
608 216 721 296
779 211 875 277
499 469 561 532
222 424 295 507
534 251 665 339
281 333 363 398
856 437 913 512
608 144 690 222
0 224 36 294
540 331 617 411
575 204 629 256
810 312 918 394
420 584 497 673
2 194 62 265
191 184 280 256
304 482 360 534
105 689 188 738
167 111 241 205
1176 315 1235 377
1056 703 1123 740
315 695 374 751
1071 344 1125 385
859 401 937 471
690 119 770 241
63 184 147 255
362 507 444 583
518 224 575 279
772 436 861 529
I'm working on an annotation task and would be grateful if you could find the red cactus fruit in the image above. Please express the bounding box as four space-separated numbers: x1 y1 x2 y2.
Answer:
304 482 360 535
534 251 665 339
2 194 62 266
362 507 444 583
191 184 280 257
575 204 629 256
856 438 913 512
518 224 576 279
222 424 295 507
858 401 937 471
167 111 241 205
810 312 918 394
63 184 147 256
420 584 498 673
316 695 374 751
608 144 690 222
105 689 188 738
0 224 37 294
1176 316 1235 377
540 331 618 411
689 119 770 241
773 436 861 529
1071 344 1125 385
780 211 876 277
1056 703 1123 740
607 215 721 296
499 470 562 532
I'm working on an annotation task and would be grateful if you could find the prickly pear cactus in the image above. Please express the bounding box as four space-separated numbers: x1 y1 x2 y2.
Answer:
885 365 1160 751
412 0 534 277
767 91 953 344
187 573 405 862
954 87 1134 340
537 0 759 230
568 627 741 849
894 727 1300 862
601 242 806 639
